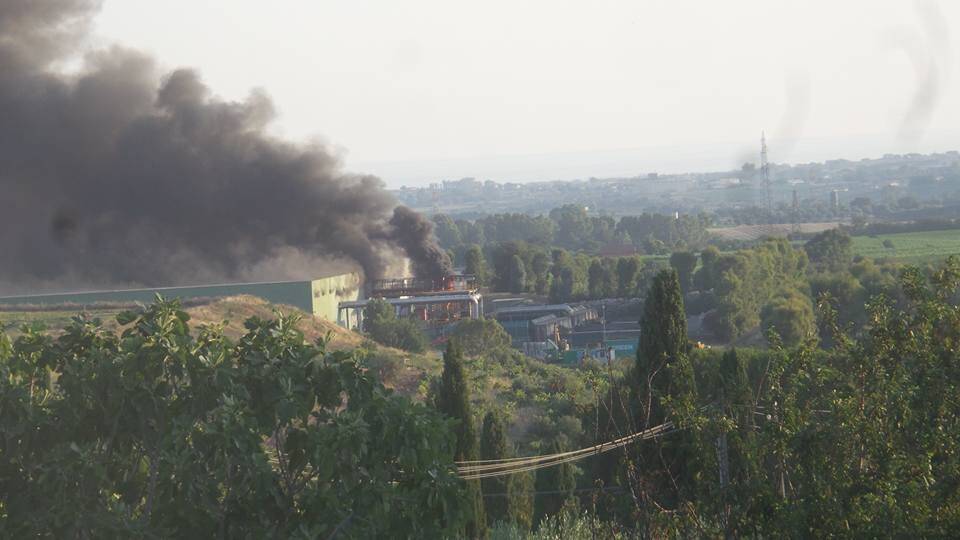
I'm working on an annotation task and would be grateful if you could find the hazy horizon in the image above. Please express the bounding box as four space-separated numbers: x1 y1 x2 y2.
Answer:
91 0 959 187
353 131 960 188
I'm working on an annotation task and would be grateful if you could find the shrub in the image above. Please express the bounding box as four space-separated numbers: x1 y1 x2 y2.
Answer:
0 298 464 537
363 298 428 353
451 318 512 356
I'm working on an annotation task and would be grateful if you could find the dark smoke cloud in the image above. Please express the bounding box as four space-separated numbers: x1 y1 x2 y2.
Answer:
0 0 447 294
388 207 453 280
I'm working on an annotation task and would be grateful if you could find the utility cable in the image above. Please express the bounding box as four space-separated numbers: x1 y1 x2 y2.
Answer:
456 422 672 473
457 422 675 480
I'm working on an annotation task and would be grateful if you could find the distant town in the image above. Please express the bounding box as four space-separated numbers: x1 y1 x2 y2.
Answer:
394 149 960 224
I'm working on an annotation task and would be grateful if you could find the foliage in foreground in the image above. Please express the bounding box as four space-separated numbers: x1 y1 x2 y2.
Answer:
490 508 629 540
0 299 464 538
593 256 960 537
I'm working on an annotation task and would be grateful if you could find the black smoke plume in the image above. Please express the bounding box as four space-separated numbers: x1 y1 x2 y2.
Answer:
388 206 454 280
0 0 450 293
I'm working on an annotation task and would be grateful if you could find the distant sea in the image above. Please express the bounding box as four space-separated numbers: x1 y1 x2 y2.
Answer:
346 132 959 189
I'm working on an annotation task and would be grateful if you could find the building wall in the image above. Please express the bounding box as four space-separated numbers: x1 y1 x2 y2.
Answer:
311 273 361 322
0 271 362 322
499 319 532 344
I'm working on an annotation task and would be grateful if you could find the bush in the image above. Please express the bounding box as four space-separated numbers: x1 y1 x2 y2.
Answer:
387 318 429 353
490 509 628 540
358 348 404 381
364 298 428 353
451 318 512 356
0 298 464 537
760 288 816 346
804 228 853 271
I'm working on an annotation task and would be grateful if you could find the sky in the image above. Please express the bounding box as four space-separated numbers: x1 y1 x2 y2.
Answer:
90 0 960 186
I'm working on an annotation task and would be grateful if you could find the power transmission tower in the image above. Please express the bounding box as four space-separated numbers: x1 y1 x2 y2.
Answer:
761 132 772 220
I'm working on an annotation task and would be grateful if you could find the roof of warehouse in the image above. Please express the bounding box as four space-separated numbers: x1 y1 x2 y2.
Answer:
531 314 562 325
494 304 574 316
0 271 360 301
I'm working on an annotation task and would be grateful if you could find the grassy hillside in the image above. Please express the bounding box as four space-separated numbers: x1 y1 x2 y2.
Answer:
0 295 364 347
0 296 438 395
852 229 960 262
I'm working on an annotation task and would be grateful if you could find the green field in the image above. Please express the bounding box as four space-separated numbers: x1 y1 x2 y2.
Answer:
853 230 960 262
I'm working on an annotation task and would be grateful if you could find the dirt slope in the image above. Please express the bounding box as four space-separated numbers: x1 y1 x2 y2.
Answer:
0 295 439 397
185 295 366 350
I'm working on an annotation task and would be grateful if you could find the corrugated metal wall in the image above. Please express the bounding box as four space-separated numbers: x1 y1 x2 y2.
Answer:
0 272 362 322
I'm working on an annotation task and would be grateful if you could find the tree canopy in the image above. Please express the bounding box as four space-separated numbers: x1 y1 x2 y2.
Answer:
0 299 464 538
804 228 853 271
363 297 427 353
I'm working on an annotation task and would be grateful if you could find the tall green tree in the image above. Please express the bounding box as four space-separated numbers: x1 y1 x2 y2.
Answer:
804 228 852 271
588 260 605 299
760 289 815 346
465 244 489 285
507 472 535 532
491 241 527 292
549 266 576 304
433 213 463 250
616 257 640 296
437 339 486 537
534 439 578 523
531 251 553 295
632 269 700 511
635 269 688 427
480 412 510 526
669 251 698 293
695 245 721 291
706 238 808 341
508 254 527 294
550 204 593 249
457 219 486 246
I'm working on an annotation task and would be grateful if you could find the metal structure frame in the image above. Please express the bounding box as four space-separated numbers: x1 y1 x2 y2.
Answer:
338 292 483 331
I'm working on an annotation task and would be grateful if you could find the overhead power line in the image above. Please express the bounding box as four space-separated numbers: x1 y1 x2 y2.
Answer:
456 422 675 480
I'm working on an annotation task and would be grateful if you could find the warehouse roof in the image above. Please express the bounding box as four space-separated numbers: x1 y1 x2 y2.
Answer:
494 304 574 316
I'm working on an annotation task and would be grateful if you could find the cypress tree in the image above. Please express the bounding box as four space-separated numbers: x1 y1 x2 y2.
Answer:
669 251 698 293
507 254 527 293
437 339 486 538
465 244 488 285
507 471 534 532
480 411 509 526
719 348 752 419
438 339 476 460
633 268 699 508
717 347 759 501
535 439 578 523
635 268 688 429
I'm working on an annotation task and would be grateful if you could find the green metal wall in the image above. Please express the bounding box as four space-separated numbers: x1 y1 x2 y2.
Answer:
0 272 361 321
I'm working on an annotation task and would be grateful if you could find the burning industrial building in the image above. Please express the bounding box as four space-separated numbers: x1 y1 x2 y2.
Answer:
0 0 450 296
338 275 482 335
